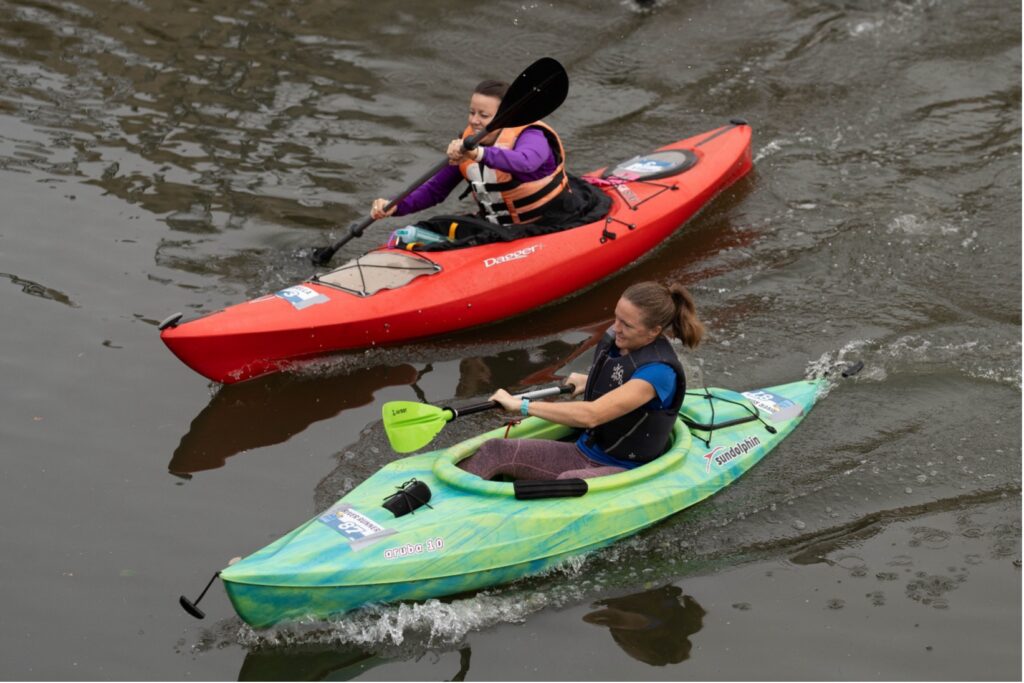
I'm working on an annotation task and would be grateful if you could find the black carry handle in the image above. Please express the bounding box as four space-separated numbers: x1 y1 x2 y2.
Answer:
514 478 588 500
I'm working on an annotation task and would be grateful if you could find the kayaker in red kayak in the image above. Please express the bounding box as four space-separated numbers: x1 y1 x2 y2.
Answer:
457 281 705 480
371 79 605 230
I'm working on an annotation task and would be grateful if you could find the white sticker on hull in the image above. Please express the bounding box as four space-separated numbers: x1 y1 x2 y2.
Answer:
618 158 675 179
616 185 641 205
318 504 395 551
741 390 804 422
276 285 329 310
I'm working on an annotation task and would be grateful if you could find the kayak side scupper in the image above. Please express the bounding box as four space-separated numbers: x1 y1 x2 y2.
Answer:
160 123 753 383
221 379 821 628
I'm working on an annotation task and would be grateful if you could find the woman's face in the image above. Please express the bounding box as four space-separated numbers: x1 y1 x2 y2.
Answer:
468 93 501 140
612 297 662 352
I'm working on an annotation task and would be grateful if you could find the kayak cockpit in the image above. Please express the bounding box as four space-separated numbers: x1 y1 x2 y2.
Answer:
431 417 692 495
313 250 441 297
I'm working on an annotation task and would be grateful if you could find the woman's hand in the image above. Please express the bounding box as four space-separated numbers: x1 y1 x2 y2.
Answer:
489 388 520 413
370 198 397 220
565 373 588 397
447 139 482 165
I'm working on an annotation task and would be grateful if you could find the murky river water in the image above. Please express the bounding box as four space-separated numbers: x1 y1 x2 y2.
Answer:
1 0 1020 679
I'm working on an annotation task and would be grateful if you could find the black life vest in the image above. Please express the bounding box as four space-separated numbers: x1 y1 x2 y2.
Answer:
583 329 686 464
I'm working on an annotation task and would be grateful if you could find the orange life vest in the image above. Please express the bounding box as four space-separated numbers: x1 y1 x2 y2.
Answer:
457 122 569 225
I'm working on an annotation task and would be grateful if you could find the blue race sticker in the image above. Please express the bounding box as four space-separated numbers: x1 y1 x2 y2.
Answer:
275 285 329 310
622 158 675 174
318 504 395 551
741 390 803 422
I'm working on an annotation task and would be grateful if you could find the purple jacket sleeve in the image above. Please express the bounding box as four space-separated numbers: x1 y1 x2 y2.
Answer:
480 127 556 181
394 127 557 216
393 165 463 217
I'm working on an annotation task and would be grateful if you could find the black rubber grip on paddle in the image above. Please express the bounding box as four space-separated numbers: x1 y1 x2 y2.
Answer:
514 478 588 500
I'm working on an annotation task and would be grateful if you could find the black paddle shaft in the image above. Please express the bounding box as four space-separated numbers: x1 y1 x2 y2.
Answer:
310 57 569 266
446 384 575 419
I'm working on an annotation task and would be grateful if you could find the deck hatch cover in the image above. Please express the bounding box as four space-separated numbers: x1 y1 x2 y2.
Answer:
316 250 441 297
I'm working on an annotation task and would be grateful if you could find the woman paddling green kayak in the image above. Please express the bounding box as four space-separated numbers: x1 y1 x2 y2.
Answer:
180 283 851 629
458 281 703 480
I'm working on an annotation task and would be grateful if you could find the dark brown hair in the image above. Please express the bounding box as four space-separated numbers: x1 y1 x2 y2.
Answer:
622 281 704 349
473 79 508 100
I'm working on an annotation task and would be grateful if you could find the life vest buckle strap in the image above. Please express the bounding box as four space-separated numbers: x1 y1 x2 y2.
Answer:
511 170 568 210
484 179 520 192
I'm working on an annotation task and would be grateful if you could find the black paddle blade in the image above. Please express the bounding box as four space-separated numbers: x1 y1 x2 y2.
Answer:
490 57 569 131
310 245 334 267
310 218 372 266
179 595 206 619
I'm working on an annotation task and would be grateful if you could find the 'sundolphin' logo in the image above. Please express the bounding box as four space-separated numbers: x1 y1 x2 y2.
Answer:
703 436 762 473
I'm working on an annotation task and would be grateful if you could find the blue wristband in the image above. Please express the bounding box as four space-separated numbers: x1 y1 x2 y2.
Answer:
520 398 530 416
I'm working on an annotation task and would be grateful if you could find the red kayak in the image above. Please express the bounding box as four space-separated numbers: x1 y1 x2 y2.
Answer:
160 121 752 383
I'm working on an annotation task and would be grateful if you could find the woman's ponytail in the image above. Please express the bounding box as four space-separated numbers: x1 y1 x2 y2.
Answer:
622 281 704 349
668 284 704 349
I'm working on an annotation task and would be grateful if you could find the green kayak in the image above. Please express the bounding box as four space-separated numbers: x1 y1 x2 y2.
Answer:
220 379 823 628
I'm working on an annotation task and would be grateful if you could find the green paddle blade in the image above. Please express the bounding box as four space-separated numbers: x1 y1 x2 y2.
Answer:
382 401 454 453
